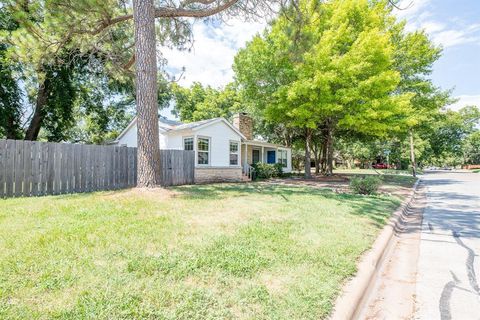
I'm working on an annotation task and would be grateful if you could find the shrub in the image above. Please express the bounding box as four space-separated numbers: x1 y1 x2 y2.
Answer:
252 163 283 180
349 175 382 195
274 163 284 177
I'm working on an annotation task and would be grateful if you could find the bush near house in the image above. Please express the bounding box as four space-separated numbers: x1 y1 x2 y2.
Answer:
350 175 382 195
252 163 283 180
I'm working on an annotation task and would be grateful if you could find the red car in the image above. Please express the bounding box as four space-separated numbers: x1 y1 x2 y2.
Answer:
372 163 389 169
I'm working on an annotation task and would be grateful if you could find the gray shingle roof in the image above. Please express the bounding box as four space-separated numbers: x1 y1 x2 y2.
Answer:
158 116 183 129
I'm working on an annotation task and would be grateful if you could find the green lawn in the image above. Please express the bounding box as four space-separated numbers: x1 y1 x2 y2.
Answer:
0 183 402 319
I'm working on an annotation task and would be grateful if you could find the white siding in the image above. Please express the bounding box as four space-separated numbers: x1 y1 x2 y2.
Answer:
193 121 242 167
284 148 292 173
165 132 185 150
117 122 170 149
117 123 138 147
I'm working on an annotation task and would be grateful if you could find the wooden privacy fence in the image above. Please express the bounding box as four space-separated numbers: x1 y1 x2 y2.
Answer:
0 140 196 198
159 149 195 186
0 139 137 198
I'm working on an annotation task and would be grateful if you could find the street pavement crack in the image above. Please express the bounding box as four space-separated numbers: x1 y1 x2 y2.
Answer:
452 230 480 296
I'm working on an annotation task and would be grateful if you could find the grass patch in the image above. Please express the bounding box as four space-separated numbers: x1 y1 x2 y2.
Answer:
0 183 402 319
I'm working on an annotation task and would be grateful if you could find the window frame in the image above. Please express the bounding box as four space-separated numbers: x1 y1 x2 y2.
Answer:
229 140 240 166
197 136 211 166
183 136 194 151
252 148 261 164
278 149 288 168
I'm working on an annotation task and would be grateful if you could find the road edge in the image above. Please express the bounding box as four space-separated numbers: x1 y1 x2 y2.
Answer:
329 178 421 320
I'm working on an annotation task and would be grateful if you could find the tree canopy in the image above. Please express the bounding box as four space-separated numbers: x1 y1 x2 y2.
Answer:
234 0 427 176
171 82 242 122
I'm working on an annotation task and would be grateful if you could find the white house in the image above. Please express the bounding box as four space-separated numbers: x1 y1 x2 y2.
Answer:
114 113 292 183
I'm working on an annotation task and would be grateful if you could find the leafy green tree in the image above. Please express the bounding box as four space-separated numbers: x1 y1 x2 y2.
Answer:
391 24 452 176
235 0 413 177
464 131 480 165
171 82 242 122
1 0 136 141
0 8 22 139
423 106 480 166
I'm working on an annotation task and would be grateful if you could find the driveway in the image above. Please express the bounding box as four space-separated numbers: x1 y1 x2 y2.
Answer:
415 171 480 319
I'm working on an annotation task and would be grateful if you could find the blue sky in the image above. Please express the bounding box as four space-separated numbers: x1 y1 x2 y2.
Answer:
396 0 480 110
161 0 480 114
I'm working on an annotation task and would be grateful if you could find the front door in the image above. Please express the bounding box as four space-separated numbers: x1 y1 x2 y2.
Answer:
267 150 276 164
252 149 260 164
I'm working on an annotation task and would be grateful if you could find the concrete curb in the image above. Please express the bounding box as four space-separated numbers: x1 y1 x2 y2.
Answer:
329 178 421 320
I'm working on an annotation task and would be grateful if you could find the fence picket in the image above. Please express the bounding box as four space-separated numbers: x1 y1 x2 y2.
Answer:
41 142 49 195
0 140 5 198
31 142 40 196
23 141 32 196
14 140 25 196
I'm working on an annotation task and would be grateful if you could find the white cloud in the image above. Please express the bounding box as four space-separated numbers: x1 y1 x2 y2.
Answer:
393 0 432 20
447 95 480 111
432 29 480 48
160 18 266 88
420 21 445 34
394 0 480 48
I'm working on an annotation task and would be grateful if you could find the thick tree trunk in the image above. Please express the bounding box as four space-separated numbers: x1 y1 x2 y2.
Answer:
24 79 48 141
409 129 416 177
321 118 335 176
320 137 327 174
325 127 334 175
133 0 162 187
312 140 320 175
304 128 312 179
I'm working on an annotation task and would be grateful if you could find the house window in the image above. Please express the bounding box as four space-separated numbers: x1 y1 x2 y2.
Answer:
278 149 288 167
230 141 239 165
252 149 260 164
183 137 193 151
197 137 210 165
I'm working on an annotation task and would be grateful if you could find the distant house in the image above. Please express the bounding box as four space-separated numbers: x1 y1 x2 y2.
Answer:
113 113 292 183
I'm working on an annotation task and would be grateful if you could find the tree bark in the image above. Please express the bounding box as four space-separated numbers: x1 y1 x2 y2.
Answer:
320 137 327 174
322 118 335 175
409 129 416 177
304 128 312 179
133 0 162 187
325 127 334 175
312 139 320 175
24 78 49 141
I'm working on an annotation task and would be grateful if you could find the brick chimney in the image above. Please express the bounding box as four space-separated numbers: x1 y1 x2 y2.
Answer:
233 112 253 140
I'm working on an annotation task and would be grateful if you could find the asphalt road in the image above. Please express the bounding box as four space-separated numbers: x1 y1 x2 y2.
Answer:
415 171 480 319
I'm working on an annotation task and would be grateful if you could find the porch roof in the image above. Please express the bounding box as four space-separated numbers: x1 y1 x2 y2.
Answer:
242 139 290 149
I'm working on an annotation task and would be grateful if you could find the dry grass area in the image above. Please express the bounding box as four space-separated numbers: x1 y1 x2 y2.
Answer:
0 182 408 319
